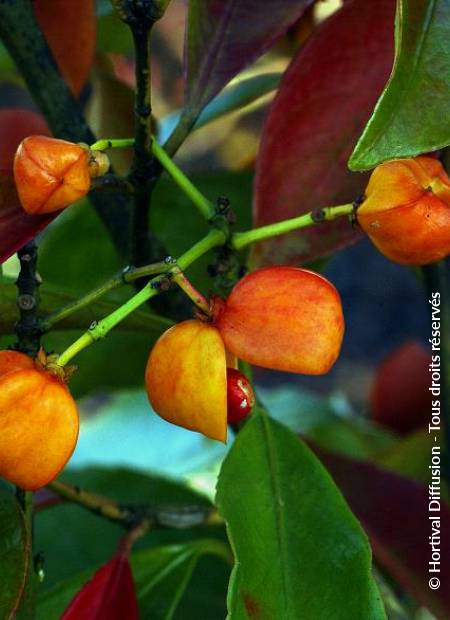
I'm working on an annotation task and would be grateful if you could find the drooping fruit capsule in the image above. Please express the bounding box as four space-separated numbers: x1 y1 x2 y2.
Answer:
13 135 109 215
145 320 227 442
357 157 450 265
370 341 432 435
213 267 344 375
227 368 255 424
0 350 79 490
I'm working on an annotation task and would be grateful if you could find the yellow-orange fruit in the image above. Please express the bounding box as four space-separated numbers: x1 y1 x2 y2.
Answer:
0 350 79 490
213 266 344 374
358 157 450 265
145 320 227 442
14 135 91 214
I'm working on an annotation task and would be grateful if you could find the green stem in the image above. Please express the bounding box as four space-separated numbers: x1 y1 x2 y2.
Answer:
41 261 169 331
90 139 135 151
90 136 215 221
151 138 215 220
57 229 226 367
232 204 354 251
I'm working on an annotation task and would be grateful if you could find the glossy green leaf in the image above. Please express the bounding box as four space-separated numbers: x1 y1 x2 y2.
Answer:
216 410 386 620
258 384 397 460
0 487 30 619
350 0 450 170
0 276 173 336
38 540 231 620
133 540 231 619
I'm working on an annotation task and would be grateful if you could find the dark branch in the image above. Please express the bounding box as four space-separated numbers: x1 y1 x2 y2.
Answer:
0 0 132 258
14 240 41 357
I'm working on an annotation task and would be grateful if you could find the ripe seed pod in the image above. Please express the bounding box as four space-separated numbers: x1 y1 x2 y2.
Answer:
13 135 109 215
145 320 228 442
212 266 344 375
0 350 79 490
227 368 255 424
357 157 450 265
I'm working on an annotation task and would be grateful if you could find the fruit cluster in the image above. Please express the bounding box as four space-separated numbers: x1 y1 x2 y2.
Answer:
0 266 344 488
4 137 449 491
146 267 344 441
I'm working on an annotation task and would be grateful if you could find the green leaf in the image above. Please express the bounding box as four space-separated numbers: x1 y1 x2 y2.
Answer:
349 0 450 170
216 410 386 620
37 540 231 620
97 11 133 55
258 384 397 460
38 202 124 295
0 486 30 619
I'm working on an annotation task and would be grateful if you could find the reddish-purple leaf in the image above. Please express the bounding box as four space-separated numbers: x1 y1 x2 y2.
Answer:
185 0 315 116
252 0 395 267
0 109 53 264
319 448 450 619
62 547 139 620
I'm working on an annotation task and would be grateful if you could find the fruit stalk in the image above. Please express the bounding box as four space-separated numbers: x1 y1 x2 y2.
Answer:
172 268 210 314
91 136 215 221
41 260 169 331
151 138 215 220
231 203 354 250
57 229 226 367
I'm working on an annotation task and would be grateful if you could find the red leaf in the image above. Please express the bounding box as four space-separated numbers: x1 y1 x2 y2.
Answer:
62 548 139 620
318 448 450 619
185 0 315 116
252 0 395 266
0 109 54 264
34 0 96 95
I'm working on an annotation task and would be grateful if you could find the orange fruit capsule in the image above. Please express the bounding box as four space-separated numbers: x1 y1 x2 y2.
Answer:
213 267 344 375
145 267 344 440
13 135 109 215
145 320 228 442
0 350 79 490
357 157 450 265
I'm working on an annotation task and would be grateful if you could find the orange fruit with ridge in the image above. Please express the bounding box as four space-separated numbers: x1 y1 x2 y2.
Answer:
0 350 79 490
14 135 109 215
357 157 450 265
